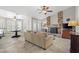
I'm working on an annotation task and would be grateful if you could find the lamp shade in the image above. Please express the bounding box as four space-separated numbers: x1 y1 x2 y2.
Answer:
77 21 79 26
68 21 78 26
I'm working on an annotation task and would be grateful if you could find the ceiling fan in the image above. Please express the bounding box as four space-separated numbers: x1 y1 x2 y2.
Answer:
37 6 53 15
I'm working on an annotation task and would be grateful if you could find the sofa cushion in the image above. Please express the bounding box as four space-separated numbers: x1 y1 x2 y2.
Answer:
36 32 47 37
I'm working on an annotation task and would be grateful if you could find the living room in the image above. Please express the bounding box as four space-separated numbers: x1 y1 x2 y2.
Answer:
0 6 79 53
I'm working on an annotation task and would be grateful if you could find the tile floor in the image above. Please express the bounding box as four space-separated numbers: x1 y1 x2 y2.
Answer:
0 33 70 53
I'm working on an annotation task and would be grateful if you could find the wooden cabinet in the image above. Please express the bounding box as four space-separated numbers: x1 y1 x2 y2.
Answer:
62 23 73 39
62 30 72 39
71 33 79 53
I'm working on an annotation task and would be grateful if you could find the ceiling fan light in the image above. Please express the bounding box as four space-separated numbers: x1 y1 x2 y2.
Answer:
42 10 47 13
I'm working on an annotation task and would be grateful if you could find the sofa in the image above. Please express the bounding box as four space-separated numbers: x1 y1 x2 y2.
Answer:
24 31 53 50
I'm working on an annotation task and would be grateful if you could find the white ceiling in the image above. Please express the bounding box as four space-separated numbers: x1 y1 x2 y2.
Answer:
0 6 72 19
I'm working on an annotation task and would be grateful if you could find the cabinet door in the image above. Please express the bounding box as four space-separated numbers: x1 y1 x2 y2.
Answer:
62 30 71 39
71 35 79 53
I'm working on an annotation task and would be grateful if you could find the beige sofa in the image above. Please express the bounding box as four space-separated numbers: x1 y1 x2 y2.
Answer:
24 31 53 50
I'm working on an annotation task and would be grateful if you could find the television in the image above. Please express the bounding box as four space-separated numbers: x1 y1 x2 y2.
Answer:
63 23 73 29
50 27 58 33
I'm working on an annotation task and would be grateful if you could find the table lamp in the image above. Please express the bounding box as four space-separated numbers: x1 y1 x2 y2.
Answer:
68 21 78 26
68 20 79 32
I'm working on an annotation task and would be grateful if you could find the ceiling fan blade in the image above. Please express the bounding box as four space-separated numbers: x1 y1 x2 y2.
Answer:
47 10 53 12
38 11 42 14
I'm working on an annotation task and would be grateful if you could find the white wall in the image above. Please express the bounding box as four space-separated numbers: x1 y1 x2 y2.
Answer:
0 9 16 18
51 7 75 26
63 6 75 23
0 9 32 32
75 7 79 32
51 14 58 25
0 7 76 33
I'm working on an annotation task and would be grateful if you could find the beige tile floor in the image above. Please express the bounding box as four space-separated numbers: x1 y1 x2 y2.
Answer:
0 33 70 53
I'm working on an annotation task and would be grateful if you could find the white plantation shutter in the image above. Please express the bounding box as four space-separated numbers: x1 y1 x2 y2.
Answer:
16 20 22 31
7 19 16 32
0 18 5 29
